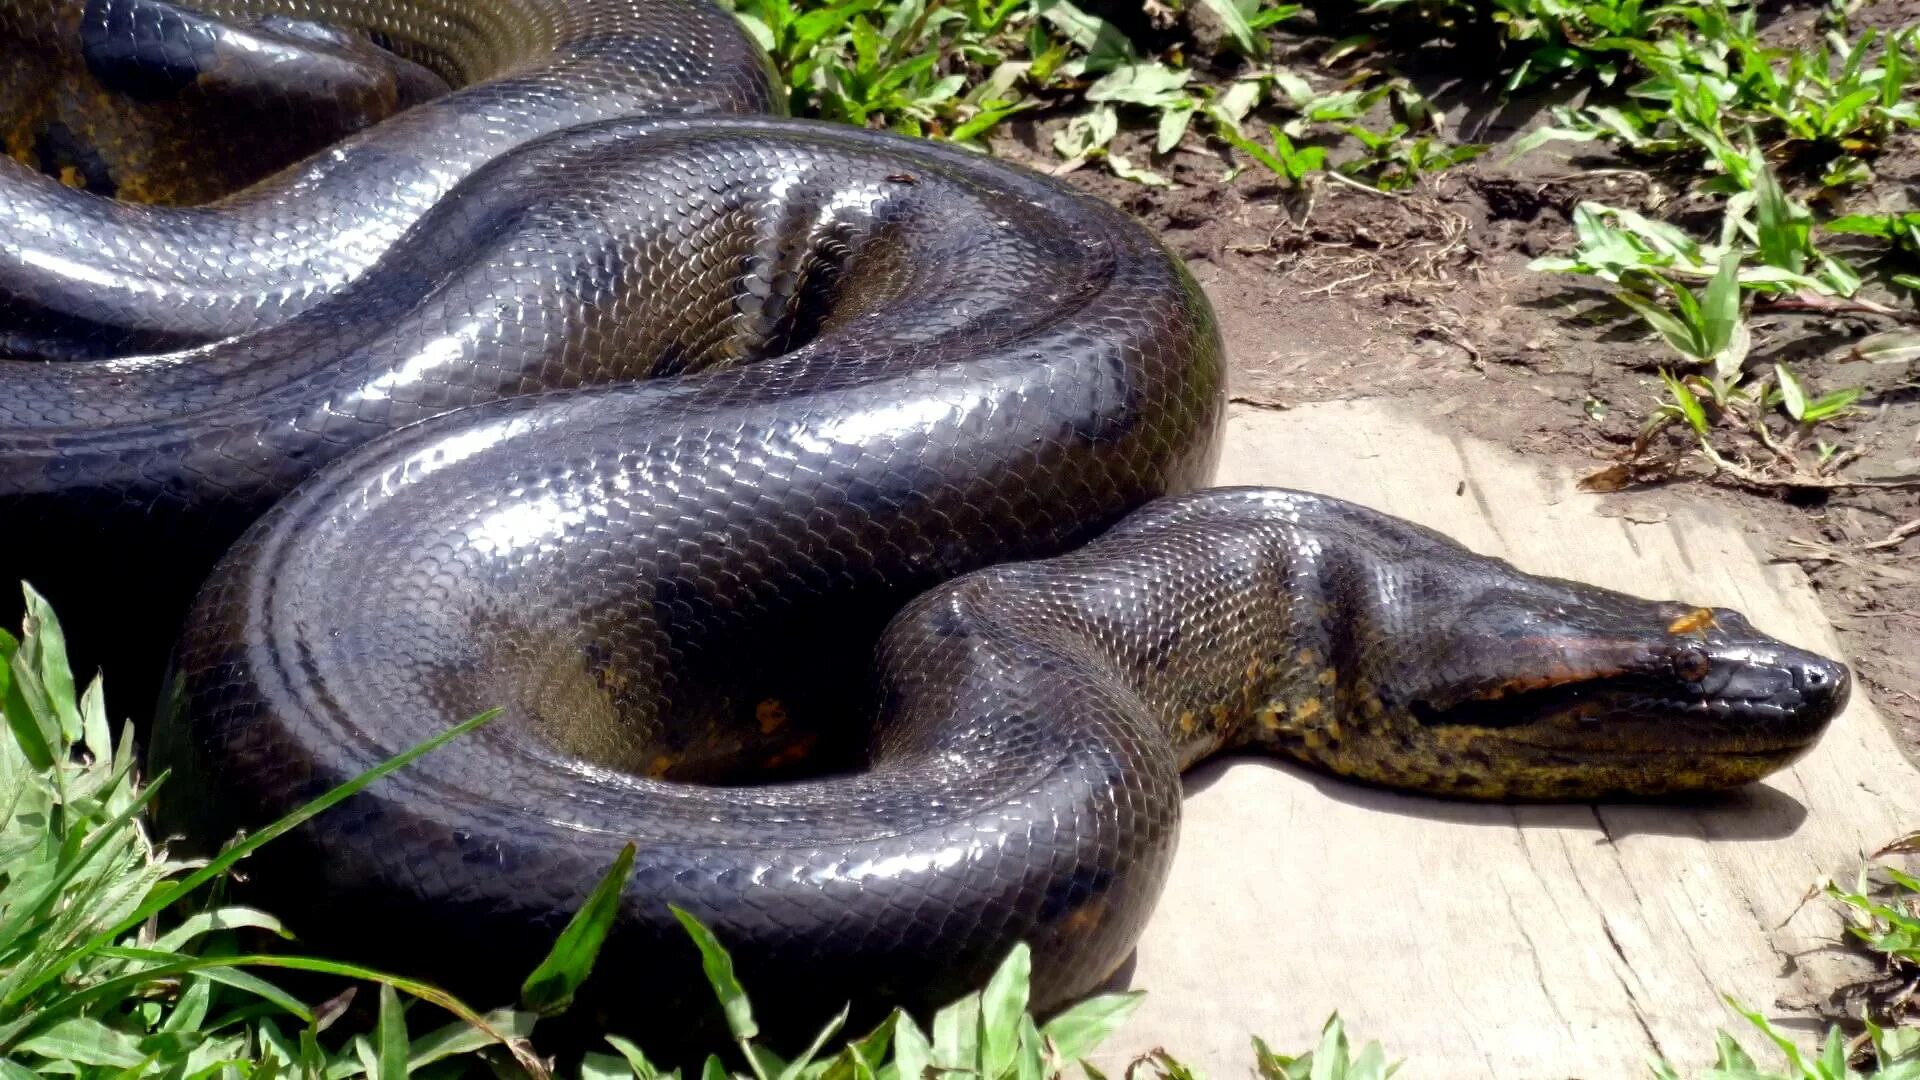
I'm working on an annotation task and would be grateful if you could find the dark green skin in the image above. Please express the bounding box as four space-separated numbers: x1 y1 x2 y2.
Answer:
0 0 1849 1059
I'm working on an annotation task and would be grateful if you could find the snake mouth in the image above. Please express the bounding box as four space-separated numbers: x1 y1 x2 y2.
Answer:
1413 646 1851 757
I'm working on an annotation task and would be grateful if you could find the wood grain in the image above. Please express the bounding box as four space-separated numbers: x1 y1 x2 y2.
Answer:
1094 401 1916 1080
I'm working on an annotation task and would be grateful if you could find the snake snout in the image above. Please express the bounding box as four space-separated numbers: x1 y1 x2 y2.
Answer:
1376 586 1855 798
1685 638 1850 735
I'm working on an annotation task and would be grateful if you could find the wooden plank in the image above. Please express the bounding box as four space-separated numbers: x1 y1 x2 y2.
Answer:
1092 400 1916 1079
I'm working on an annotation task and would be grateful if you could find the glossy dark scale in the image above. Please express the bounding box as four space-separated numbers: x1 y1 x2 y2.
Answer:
0 0 1850 1058
1 0 778 356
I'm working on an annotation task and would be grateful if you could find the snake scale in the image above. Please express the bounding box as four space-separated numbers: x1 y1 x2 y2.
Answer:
0 0 1851 1051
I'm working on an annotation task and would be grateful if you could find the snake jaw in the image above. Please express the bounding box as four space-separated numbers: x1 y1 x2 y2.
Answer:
1374 602 1850 798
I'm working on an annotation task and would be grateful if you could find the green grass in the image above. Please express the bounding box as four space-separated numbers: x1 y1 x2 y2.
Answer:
1524 153 1879 484
1515 7 1920 191
708 0 1920 481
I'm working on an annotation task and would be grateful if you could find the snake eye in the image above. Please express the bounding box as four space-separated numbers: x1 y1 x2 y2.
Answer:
1675 647 1711 683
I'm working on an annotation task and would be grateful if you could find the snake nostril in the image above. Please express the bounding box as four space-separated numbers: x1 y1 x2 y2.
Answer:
1793 662 1851 707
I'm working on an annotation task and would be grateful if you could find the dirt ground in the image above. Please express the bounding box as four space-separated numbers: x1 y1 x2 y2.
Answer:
992 0 1920 764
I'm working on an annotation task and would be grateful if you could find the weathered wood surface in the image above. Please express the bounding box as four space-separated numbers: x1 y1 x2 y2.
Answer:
1092 400 1918 1080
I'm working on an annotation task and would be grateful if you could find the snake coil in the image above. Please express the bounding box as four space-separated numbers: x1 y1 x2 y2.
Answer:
0 0 1849 1051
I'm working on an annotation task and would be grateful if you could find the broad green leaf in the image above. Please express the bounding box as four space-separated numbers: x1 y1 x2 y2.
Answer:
1040 992 1143 1061
930 993 981 1072
1824 213 1904 239
893 1013 932 1080
1503 125 1601 163
190 964 312 1022
1036 0 1134 68
1817 1025 1849 1078
585 1052 637 1080
374 985 407 1080
1817 254 1863 299
1084 63 1192 108
747 1041 787 1080
21 585 82 743
791 0 877 49
1106 155 1172 188
0 775 163 970
1701 252 1742 360
1710 1030 1758 1071
15 1017 147 1068
1215 79 1262 127
521 843 636 1014
1053 106 1118 159
1609 206 1701 260
1852 330 1920 365
1252 1034 1300 1080
979 944 1030 1078
1196 0 1263 57
1157 103 1196 155
1803 387 1862 423
604 1035 664 1079
152 906 290 954
1310 1015 1348 1080
3 627 56 773
671 905 757 1040
1752 157 1807 275
1348 1037 1396 1080
1615 291 1706 362
159 975 213 1037
1711 320 1750 386
1873 1017 1920 1066
1774 363 1808 421
946 101 1031 145
77 676 109 767
1661 370 1710 437
1267 70 1313 109
254 1017 301 1073
1016 1014 1046 1080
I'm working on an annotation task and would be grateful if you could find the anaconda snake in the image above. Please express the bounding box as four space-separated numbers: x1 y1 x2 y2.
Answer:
0 0 1849 1051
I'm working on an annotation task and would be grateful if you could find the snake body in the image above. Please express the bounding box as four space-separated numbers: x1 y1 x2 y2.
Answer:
0 0 1850 1051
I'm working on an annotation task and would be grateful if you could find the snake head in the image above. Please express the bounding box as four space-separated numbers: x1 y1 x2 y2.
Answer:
1360 587 1850 799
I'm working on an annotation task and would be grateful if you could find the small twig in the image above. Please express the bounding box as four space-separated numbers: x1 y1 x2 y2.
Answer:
1301 268 1376 297
1228 393 1293 411
1420 324 1482 369
1754 289 1913 322
1322 169 1405 199
1781 537 1920 582
1862 518 1920 551
1750 410 1802 466
1699 440 1920 491
1822 444 1870 476
1532 168 1656 184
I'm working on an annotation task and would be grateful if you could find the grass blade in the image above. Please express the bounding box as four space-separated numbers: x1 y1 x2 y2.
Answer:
670 905 757 1041
1702 251 1742 360
10 709 503 1007
521 842 636 1015
1040 991 1144 1061
20 585 82 743
374 984 407 1080
979 944 1030 1079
